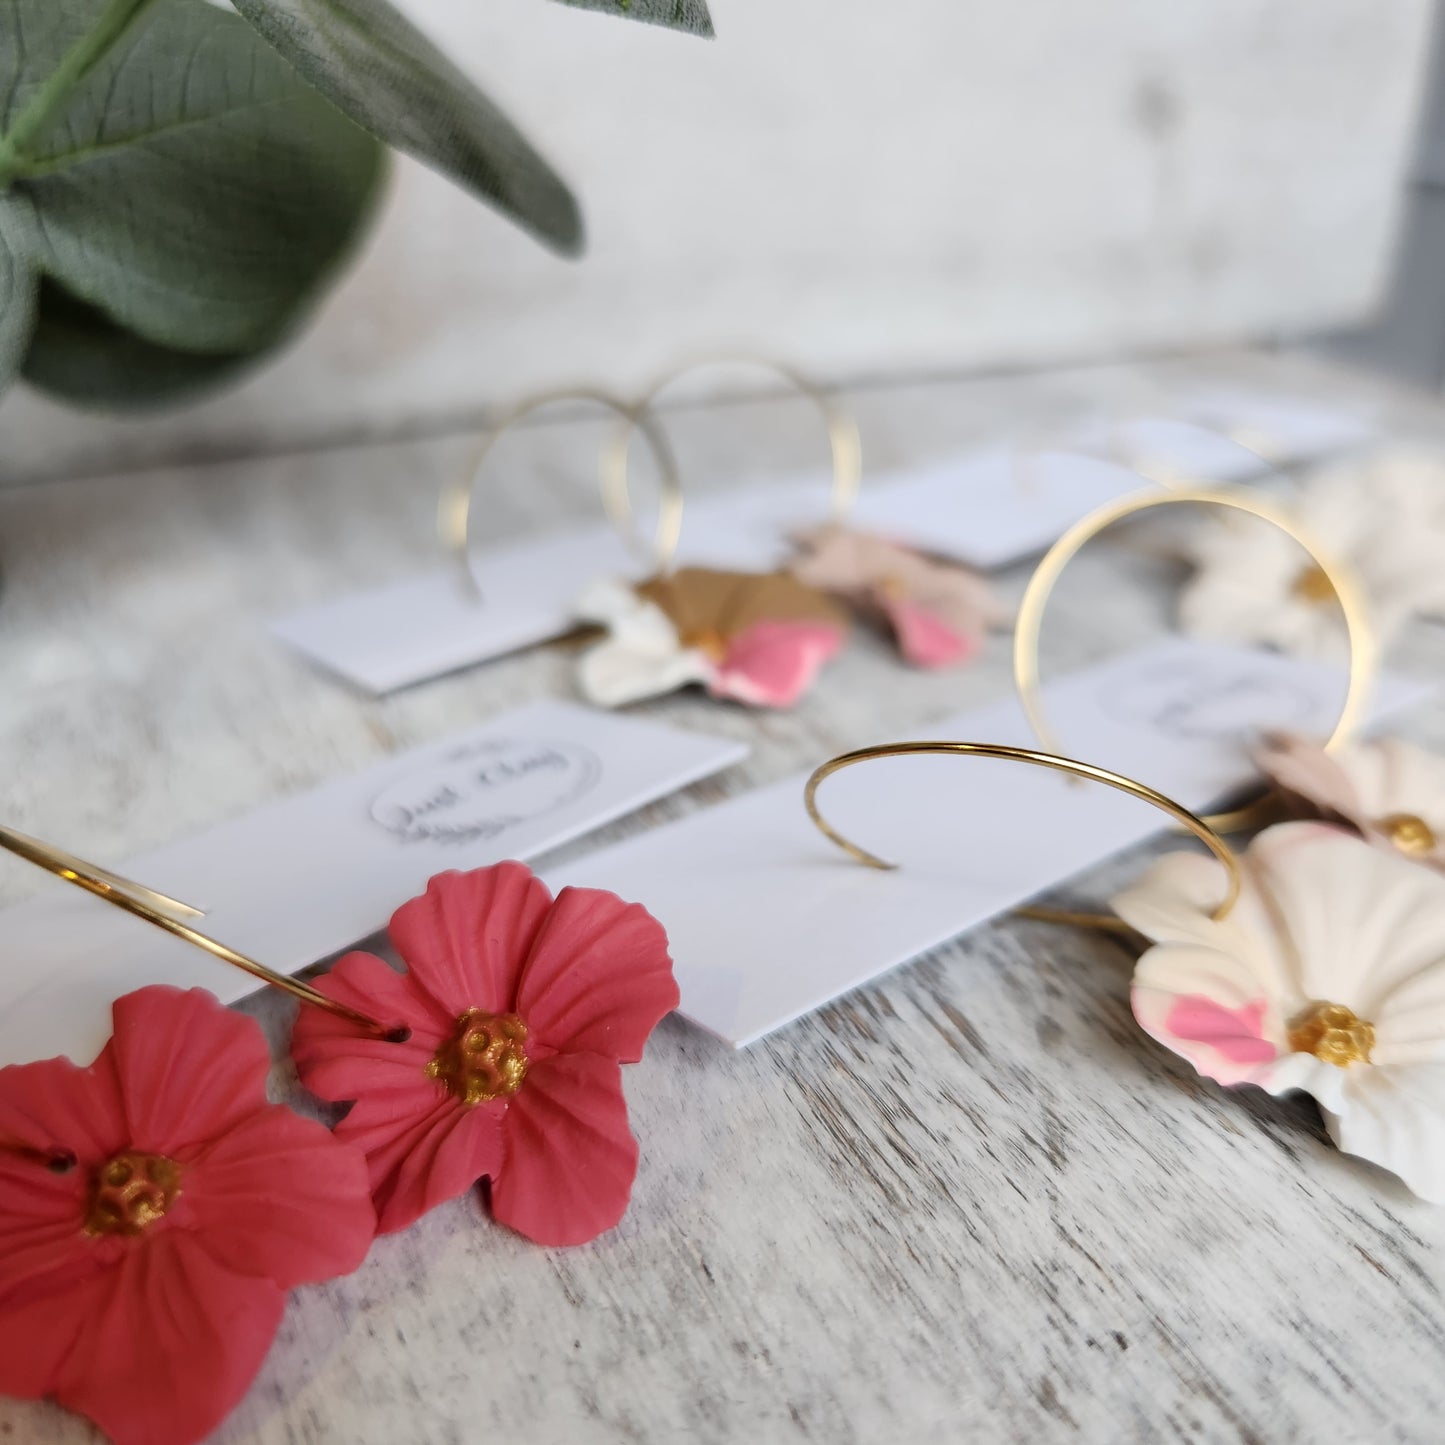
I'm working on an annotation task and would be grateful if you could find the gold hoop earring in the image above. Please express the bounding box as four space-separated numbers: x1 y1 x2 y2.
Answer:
438 387 686 589
0 824 406 1038
804 740 1241 922
601 354 861 536
1012 485 1376 831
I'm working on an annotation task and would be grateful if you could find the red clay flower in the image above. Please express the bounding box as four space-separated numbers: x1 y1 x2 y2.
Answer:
0 986 375 1445
291 862 679 1245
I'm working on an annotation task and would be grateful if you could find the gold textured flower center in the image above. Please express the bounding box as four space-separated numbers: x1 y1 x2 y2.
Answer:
1291 563 1336 606
1379 812 1437 857
1287 1002 1375 1067
426 1009 529 1105
85 1151 182 1237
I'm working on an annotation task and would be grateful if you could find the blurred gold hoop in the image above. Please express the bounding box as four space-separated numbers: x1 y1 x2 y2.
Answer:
1012 485 1375 831
439 387 685 586
601 355 862 540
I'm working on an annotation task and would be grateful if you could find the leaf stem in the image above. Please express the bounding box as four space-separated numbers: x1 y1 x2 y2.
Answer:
0 0 157 188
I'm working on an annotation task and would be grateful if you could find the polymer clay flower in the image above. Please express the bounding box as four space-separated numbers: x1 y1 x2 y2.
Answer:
789 526 1010 669
1115 822 1445 1200
0 986 375 1445
576 567 847 709
291 862 678 1244
1255 734 1445 872
1178 448 1445 658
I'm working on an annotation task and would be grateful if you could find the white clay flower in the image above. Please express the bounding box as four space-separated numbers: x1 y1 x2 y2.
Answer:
1178 447 1445 658
575 569 847 710
1256 734 1445 873
575 577 711 708
1115 822 1445 1201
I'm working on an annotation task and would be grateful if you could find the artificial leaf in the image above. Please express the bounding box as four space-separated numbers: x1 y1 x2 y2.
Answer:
20 278 255 409
0 0 384 406
230 0 583 254
0 195 39 391
5 0 385 360
551 0 714 37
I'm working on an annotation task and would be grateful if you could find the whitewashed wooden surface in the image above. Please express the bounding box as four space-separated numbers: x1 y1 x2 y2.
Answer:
2 351 1445 1444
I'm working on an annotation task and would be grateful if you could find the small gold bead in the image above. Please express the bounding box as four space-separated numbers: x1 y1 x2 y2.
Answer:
1291 564 1337 606
426 1009 530 1105
1379 812 1437 857
1287 1001 1375 1068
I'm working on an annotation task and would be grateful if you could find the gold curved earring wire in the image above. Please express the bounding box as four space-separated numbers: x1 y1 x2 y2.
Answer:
1012 485 1374 831
600 355 862 541
0 824 404 1039
438 387 686 587
804 740 1242 921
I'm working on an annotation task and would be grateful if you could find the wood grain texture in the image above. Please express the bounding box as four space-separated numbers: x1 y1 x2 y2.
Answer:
2 352 1444 1444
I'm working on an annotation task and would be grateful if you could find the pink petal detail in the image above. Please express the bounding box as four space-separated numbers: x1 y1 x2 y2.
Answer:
879 596 976 669
709 621 844 708
1154 993 1278 1072
109 987 273 1155
516 887 678 1063
0 1268 94 1404
0 1053 126 1300
291 950 452 1105
184 1107 375 1288
52 1235 286 1445
492 1053 638 1247
334 1090 505 1235
388 864 552 1017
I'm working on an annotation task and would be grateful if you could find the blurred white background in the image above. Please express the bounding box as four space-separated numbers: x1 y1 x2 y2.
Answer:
0 0 1432 482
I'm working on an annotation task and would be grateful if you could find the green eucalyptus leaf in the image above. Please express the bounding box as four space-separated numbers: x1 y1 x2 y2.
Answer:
230 0 583 254
20 277 253 408
0 0 384 406
551 0 714 37
5 0 385 361
0 195 40 390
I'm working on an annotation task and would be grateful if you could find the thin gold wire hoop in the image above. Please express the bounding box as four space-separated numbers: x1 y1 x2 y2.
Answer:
0 824 404 1039
601 356 862 542
1012 485 1375 831
804 741 1241 921
439 387 686 587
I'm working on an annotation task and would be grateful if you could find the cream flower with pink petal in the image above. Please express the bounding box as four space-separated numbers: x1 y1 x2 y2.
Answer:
1114 822 1445 1201
1256 734 1445 872
790 526 1009 669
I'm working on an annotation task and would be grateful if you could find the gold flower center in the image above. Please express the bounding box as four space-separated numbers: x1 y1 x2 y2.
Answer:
1291 563 1337 606
426 1009 529 1105
1379 812 1437 857
1287 1002 1375 1068
85 1151 183 1237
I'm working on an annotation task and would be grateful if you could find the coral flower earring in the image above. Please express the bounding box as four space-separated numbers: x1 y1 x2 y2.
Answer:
0 986 375 1445
291 862 679 1245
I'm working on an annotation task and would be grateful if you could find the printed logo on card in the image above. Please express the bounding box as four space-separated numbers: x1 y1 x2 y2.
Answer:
370 739 603 845
1103 656 1322 742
